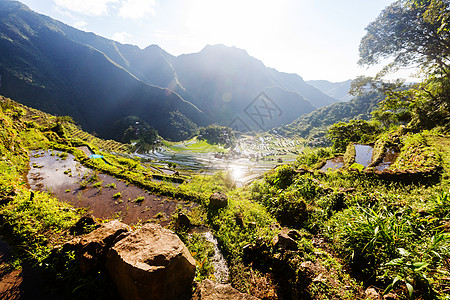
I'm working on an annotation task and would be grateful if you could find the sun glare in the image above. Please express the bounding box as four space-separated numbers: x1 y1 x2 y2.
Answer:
230 165 245 181
185 0 285 51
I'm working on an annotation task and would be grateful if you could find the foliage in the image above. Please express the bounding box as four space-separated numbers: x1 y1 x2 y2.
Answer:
391 132 441 171
198 124 236 148
111 116 159 152
177 232 215 282
273 92 384 140
296 147 335 168
328 119 382 152
168 110 199 141
359 0 450 74
355 0 450 132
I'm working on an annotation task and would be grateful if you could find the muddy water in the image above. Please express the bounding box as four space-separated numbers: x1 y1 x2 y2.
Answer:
320 156 344 171
375 148 399 171
27 150 194 226
354 144 374 167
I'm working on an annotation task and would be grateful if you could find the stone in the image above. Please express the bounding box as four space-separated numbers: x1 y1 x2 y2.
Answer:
77 220 130 274
365 287 381 299
383 292 398 300
209 192 228 209
285 229 301 240
69 214 100 236
176 212 191 229
192 279 259 300
106 223 196 300
272 231 298 251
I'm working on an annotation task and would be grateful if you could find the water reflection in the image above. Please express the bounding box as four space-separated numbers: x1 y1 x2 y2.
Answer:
320 156 344 171
375 148 399 171
354 144 374 167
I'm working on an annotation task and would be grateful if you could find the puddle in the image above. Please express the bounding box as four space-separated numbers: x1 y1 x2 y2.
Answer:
354 144 374 167
27 150 194 226
375 148 399 171
190 226 229 283
320 156 344 171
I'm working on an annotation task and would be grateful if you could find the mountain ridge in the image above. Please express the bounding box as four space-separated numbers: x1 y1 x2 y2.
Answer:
0 0 339 140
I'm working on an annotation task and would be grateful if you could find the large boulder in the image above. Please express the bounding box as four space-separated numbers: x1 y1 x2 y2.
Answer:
77 220 130 274
209 192 228 209
192 279 259 300
106 223 196 300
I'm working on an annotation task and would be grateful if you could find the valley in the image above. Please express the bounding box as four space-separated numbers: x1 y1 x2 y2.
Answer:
1 0 450 299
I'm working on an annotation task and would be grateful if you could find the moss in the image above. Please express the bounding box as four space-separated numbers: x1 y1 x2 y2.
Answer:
343 143 356 167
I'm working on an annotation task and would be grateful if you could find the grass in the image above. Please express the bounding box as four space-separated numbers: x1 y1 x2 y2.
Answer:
164 137 226 153
2 96 450 299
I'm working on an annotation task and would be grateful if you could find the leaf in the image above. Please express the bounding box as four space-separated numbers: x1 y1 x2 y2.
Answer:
406 281 414 299
398 247 410 256
383 275 401 295
412 261 429 271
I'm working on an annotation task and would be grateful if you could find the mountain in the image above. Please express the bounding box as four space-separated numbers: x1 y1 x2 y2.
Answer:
307 79 354 102
170 45 334 130
273 92 384 140
0 0 210 141
0 0 338 140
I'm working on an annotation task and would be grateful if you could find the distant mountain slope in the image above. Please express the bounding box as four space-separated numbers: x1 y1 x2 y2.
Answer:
307 79 354 102
0 0 208 141
170 44 337 130
0 0 340 139
273 92 384 139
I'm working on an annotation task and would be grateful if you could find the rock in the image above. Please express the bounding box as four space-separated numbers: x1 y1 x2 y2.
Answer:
61 236 81 253
106 223 196 300
383 292 398 300
209 192 228 209
235 212 244 226
77 220 130 274
192 279 259 300
176 212 191 229
365 287 381 299
69 214 100 236
285 229 301 240
272 231 298 251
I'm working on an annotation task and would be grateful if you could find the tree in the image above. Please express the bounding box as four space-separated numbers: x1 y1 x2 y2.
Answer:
359 0 450 76
354 0 450 131
327 120 382 152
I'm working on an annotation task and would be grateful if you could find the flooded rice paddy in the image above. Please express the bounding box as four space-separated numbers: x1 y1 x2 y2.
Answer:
27 150 194 226
320 156 344 171
375 148 399 171
354 144 374 167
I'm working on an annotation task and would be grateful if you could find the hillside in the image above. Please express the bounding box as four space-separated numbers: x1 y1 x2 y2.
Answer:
274 92 384 140
307 79 354 102
1 93 449 299
0 1 339 139
171 44 335 130
0 0 212 141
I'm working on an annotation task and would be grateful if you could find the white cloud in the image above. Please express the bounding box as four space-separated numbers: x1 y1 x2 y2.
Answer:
112 32 132 44
119 0 156 20
54 0 118 16
73 20 88 30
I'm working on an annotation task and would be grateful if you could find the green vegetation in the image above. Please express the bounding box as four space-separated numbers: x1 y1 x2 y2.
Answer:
1 2 450 299
328 119 382 152
198 124 236 148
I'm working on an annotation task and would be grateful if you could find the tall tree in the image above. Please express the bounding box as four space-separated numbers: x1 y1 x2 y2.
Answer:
359 0 450 76
354 0 450 130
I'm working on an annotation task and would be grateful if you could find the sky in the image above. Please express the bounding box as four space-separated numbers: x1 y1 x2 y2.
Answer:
17 0 399 82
